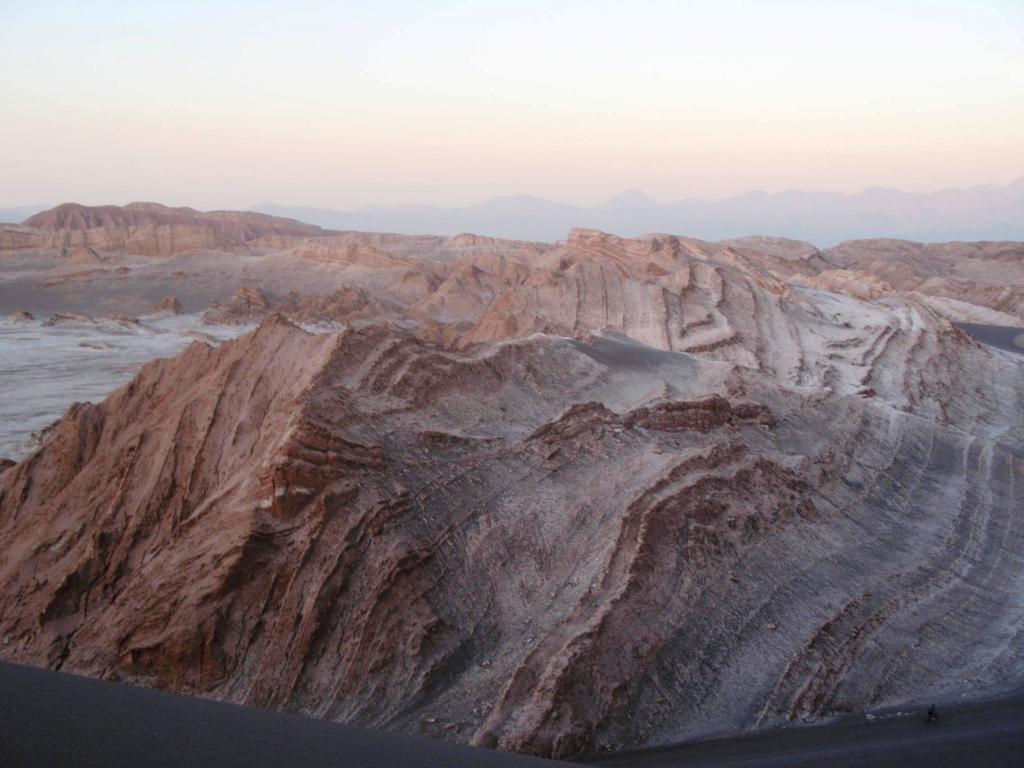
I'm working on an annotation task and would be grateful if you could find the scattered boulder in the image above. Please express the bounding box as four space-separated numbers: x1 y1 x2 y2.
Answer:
43 312 93 326
152 296 184 315
203 286 271 325
104 314 140 325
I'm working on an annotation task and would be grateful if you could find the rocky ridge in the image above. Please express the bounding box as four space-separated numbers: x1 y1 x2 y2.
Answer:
1 209 1023 758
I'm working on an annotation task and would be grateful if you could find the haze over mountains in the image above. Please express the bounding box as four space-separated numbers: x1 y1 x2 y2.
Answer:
7 178 1023 247
254 178 1024 245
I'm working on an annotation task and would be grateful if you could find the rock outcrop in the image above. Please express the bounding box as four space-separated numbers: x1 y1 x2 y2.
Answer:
2 298 1023 759
24 202 323 240
824 239 1024 320
152 296 184 315
1 202 325 259
202 286 272 324
1 222 1023 759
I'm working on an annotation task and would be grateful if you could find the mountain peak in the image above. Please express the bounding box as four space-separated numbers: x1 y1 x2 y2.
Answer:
600 188 657 208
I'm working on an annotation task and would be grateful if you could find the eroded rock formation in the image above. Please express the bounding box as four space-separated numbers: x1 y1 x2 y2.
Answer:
2 202 324 259
152 296 184 315
1 211 1023 759
202 286 272 324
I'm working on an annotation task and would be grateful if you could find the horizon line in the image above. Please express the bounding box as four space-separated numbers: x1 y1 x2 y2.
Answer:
6 174 1024 217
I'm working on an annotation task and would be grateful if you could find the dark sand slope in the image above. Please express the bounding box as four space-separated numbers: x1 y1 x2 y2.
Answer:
582 689 1024 768
0 662 567 768
956 323 1024 356
3 660 1020 768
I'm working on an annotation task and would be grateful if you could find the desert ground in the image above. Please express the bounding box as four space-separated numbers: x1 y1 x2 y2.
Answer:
1 203 1023 760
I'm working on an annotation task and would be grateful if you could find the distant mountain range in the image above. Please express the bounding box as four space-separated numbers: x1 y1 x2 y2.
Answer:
7 179 1023 245
255 178 1024 245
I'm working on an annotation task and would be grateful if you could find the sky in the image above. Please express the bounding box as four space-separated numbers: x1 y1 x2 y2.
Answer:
1 0 1022 210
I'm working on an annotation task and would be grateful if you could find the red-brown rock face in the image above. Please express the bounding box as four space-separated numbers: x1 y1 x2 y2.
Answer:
24 202 323 240
152 296 184 314
202 286 272 324
3 202 324 259
1 222 1024 759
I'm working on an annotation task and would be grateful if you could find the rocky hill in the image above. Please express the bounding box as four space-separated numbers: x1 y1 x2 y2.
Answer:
1 221 1023 758
25 202 324 238
0 202 325 259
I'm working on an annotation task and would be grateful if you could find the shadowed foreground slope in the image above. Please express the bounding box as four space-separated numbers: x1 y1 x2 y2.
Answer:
0 661 566 768
582 689 1024 768
2 661 1020 768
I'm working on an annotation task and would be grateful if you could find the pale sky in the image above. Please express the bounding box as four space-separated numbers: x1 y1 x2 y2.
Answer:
1 0 1022 209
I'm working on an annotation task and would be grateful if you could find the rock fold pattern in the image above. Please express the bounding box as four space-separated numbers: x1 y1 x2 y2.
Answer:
1 214 1024 758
